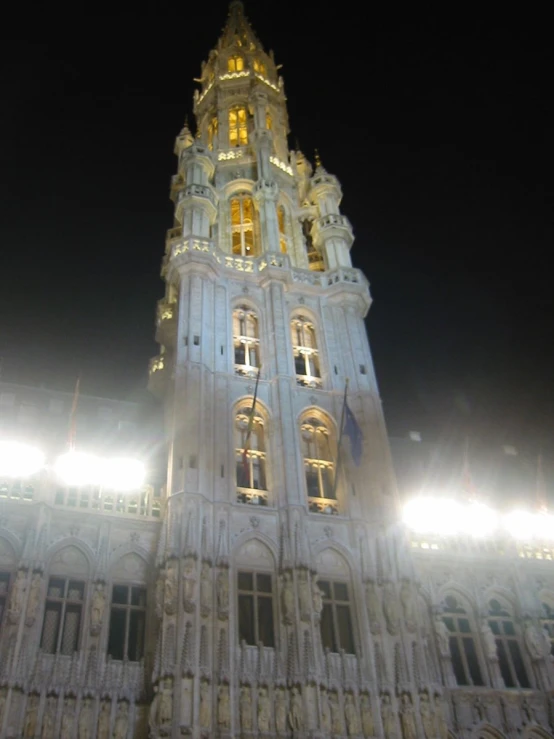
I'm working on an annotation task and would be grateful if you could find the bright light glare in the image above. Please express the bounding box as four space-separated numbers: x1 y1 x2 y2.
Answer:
0 441 45 478
55 452 145 491
503 510 554 541
402 497 462 536
461 502 499 538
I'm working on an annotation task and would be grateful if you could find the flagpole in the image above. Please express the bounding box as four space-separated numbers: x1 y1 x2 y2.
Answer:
330 378 349 501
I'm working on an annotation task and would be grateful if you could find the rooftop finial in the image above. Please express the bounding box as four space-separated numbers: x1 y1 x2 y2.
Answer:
314 149 322 168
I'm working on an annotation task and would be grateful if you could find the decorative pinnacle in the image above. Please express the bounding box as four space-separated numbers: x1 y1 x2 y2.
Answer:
314 149 322 168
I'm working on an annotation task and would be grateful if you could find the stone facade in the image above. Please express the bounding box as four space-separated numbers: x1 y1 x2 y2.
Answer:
1 2 554 738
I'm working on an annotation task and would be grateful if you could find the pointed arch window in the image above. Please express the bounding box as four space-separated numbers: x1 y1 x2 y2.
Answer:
233 305 260 373
228 55 245 73
107 584 146 661
235 403 267 505
318 579 355 654
229 106 248 147
41 577 85 654
277 205 288 254
291 315 321 386
208 115 218 151
488 598 530 688
442 594 484 686
253 59 267 76
540 601 554 656
301 415 336 508
231 195 256 256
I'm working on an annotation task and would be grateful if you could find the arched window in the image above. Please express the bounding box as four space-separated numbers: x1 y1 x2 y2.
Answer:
231 195 256 256
235 403 267 505
253 59 267 76
229 106 248 147
277 205 288 254
540 601 554 656
291 315 321 386
228 55 244 73
207 115 218 150
233 305 260 373
442 594 484 686
488 598 530 688
301 415 336 507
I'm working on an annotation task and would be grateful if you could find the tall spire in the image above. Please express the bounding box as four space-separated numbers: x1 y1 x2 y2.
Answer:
218 0 263 51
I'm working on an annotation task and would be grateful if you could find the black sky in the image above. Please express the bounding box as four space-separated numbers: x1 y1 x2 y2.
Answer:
1 3 553 457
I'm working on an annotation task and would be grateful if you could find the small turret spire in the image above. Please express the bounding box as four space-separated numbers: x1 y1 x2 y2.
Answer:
219 0 263 51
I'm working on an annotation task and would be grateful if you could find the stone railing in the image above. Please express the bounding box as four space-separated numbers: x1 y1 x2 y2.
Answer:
236 488 269 507
236 644 276 683
409 534 554 561
0 479 35 502
177 184 217 209
53 486 163 518
308 496 339 516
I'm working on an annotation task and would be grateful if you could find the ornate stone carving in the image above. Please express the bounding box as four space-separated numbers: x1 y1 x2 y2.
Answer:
312 580 323 622
320 688 331 731
199 681 211 729
275 687 287 735
281 572 295 625
90 582 106 635
480 619 498 660
8 569 26 624
216 568 229 620
434 694 449 739
155 569 165 618
182 556 197 613
218 684 231 730
330 691 343 734
61 697 75 739
400 579 416 632
200 562 212 617
365 580 381 633
288 686 303 730
97 700 111 739
159 678 173 725
383 581 399 635
25 572 41 626
345 693 360 736
240 685 253 731
113 701 129 739
419 692 435 739
41 696 56 739
164 562 178 615
381 693 397 739
400 693 417 739
78 698 93 739
360 693 374 738
433 614 451 657
524 618 549 660
24 695 39 738
298 570 312 621
258 687 271 732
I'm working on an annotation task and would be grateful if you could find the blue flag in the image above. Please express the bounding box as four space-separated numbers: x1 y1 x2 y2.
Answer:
343 401 363 466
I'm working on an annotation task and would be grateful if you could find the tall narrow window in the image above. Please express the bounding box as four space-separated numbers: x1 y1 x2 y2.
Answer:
253 59 267 76
318 580 355 654
41 577 85 654
237 571 275 647
277 206 288 254
301 415 335 505
229 106 248 147
266 111 272 131
0 572 10 627
541 602 554 656
208 115 218 150
302 219 324 271
228 55 245 73
235 404 267 504
291 315 321 385
107 584 146 661
488 598 530 688
231 196 256 256
233 306 260 373
442 594 484 686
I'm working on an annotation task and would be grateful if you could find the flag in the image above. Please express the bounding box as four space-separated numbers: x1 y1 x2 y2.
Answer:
241 365 262 479
68 375 81 450
343 400 363 466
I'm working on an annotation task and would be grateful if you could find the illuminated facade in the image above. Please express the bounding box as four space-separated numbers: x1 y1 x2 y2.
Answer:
1 2 554 738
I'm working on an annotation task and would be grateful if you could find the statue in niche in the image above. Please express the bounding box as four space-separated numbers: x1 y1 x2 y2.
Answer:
24 695 39 738
26 572 41 626
164 563 178 615
200 562 212 617
60 698 75 739
275 688 287 735
217 569 229 619
240 686 252 731
159 679 173 724
113 701 129 739
345 693 361 736
433 613 451 657
8 569 26 623
218 685 231 730
480 619 498 660
298 570 311 621
182 557 196 612
312 580 323 621
78 698 93 739
434 694 449 739
381 694 397 739
365 581 381 633
148 688 160 734
320 688 331 732
524 618 547 660
281 572 295 625
382 581 399 635
97 700 111 739
400 579 417 632
199 682 211 729
400 694 417 739
288 686 303 730
419 692 435 739
90 582 106 635
360 693 374 738
258 687 271 733
41 697 56 739
329 691 343 734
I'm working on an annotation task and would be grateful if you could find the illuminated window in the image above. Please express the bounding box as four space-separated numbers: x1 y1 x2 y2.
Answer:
302 219 324 271
237 571 275 647
233 306 260 373
442 595 484 686
235 403 267 501
228 55 244 73
318 580 355 654
208 116 218 150
488 598 530 688
107 584 146 661
229 106 248 147
231 195 256 256
540 602 554 656
266 111 272 130
278 205 288 253
41 577 85 655
301 415 335 501
290 315 321 385
0 572 11 627
253 59 267 76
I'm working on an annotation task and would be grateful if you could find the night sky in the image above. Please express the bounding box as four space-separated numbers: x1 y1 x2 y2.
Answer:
1 4 552 461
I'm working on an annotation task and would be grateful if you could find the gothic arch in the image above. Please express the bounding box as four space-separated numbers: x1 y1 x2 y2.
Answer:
472 724 506 739
222 179 256 200
232 533 277 570
233 395 272 421
0 530 21 565
313 543 354 579
231 294 264 317
436 582 478 613
288 304 322 330
525 728 553 739
110 550 151 582
296 405 338 435
481 585 517 613
45 538 95 576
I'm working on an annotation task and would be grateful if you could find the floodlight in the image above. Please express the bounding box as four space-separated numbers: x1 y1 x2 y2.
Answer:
0 441 45 478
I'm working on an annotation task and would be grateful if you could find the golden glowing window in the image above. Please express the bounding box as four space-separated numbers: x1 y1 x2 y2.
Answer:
208 116 218 151
278 205 288 254
231 196 256 256
233 306 260 372
300 415 335 500
253 59 267 76
266 111 272 131
229 106 248 147
291 315 321 384
228 56 245 73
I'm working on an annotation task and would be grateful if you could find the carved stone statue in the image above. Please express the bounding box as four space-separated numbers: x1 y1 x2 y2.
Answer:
240 686 252 731
275 687 287 735
344 693 361 736
298 570 311 621
97 700 111 739
524 618 546 660
434 694 449 739
282 572 295 625
155 570 165 618
400 579 416 632
434 614 451 656
159 679 173 724
26 572 41 626
383 581 399 635
78 698 93 739
288 686 303 730
400 693 417 739
200 562 212 616
365 580 381 633
258 687 271 732
217 569 229 620
164 564 178 615
360 693 374 738
419 692 435 739
199 682 211 729
113 701 129 739
312 581 323 621
182 557 197 612
218 685 231 730
24 695 39 738
329 691 343 734
320 689 331 732
381 694 397 739
90 582 106 634
148 689 160 734
480 619 498 660
41 697 56 739
8 569 26 623
60 698 75 739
